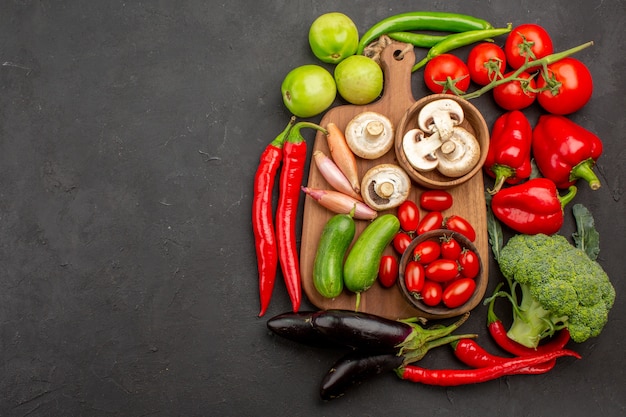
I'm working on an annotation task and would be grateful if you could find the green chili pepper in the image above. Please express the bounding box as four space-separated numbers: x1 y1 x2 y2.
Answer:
412 24 513 72
387 32 450 48
357 11 494 55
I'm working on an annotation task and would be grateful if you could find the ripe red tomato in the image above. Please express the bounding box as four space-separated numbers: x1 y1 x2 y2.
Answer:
504 24 554 69
378 255 399 288
404 260 425 293
442 278 476 308
492 71 537 110
412 240 441 265
417 211 444 235
421 280 443 307
393 232 413 255
536 57 593 115
397 200 420 232
458 249 480 279
419 190 453 212
425 259 460 283
445 215 476 242
440 236 462 260
423 54 471 94
467 42 506 86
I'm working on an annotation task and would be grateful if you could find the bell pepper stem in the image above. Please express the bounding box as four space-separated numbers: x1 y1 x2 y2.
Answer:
487 164 516 194
571 158 601 190
559 186 578 208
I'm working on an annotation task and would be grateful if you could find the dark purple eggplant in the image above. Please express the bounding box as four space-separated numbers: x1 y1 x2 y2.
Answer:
311 310 414 352
320 351 405 400
266 311 338 348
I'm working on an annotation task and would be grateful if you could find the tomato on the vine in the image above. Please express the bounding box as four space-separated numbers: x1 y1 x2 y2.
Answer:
440 236 462 260
536 57 593 115
425 259 460 283
419 190 453 212
397 200 420 232
404 260 425 293
445 215 476 242
393 232 413 255
442 278 476 308
458 249 480 279
467 42 506 86
378 255 399 288
423 54 471 94
421 280 443 306
492 70 537 110
413 240 441 265
417 211 444 235
504 24 554 69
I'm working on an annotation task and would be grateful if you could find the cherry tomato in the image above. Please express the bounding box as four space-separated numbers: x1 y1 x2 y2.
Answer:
393 232 413 255
404 260 425 293
467 42 506 86
492 71 537 110
442 278 476 308
397 200 420 232
504 24 554 69
421 280 443 307
417 211 444 235
536 57 593 115
425 259 460 283
423 54 471 94
440 236 462 260
412 240 441 265
445 215 476 242
419 190 453 212
458 249 480 279
378 255 399 288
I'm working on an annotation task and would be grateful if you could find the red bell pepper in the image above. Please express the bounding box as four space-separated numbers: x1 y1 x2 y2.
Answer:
532 115 603 190
490 178 577 235
484 110 533 194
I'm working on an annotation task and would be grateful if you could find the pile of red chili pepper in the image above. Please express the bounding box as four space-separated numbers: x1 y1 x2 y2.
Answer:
252 117 327 316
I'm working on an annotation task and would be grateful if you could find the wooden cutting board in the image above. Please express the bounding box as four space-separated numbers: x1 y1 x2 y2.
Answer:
300 42 489 320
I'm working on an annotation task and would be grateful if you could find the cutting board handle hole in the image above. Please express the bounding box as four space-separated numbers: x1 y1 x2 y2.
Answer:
393 45 413 61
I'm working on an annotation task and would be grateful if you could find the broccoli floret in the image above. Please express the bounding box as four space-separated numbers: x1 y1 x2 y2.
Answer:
496 233 615 347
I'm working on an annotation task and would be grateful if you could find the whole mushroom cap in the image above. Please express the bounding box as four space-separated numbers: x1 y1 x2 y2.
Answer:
360 164 411 211
345 111 395 159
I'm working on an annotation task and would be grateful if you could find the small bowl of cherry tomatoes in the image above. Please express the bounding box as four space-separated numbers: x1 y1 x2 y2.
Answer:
397 229 486 319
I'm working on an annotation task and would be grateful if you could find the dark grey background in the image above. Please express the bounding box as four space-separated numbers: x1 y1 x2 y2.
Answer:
1 1 624 416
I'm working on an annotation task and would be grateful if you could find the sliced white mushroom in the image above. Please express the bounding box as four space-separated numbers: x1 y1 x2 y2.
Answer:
417 99 465 141
345 111 394 159
435 127 481 177
360 164 411 211
402 128 443 172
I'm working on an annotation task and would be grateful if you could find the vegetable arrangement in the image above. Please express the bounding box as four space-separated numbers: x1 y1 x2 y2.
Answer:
252 8 616 400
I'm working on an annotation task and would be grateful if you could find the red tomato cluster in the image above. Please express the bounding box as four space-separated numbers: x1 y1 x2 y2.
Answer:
377 190 478 297
424 24 593 115
405 235 480 309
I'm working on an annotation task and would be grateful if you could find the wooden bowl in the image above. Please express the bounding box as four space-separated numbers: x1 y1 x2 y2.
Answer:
397 229 487 319
394 94 490 189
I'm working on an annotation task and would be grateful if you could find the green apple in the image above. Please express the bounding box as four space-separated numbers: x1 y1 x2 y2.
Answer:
281 65 336 118
308 12 359 64
334 55 383 105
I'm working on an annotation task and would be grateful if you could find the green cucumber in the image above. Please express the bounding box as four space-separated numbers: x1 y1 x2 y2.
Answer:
313 213 356 299
343 214 400 309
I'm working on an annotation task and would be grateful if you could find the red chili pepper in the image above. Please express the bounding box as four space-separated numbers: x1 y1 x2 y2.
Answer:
487 292 571 356
451 338 556 374
276 121 327 313
397 348 580 386
532 114 603 190
484 110 533 194
253 118 295 317
490 177 577 235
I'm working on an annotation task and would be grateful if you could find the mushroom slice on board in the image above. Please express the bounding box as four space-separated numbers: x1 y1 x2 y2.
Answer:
435 127 481 178
345 111 395 159
402 128 443 172
417 99 464 141
360 164 411 211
